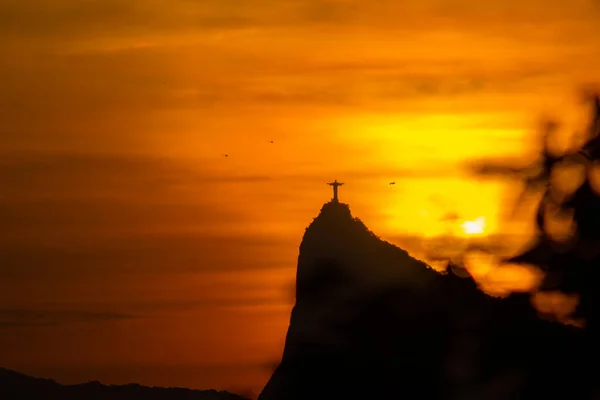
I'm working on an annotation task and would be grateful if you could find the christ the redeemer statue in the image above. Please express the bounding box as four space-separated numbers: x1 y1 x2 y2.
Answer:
327 180 344 203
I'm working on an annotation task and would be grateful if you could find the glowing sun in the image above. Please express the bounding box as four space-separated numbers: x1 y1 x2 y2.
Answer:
461 216 486 235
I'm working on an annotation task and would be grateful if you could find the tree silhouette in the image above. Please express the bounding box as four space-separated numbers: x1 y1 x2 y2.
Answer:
458 91 600 394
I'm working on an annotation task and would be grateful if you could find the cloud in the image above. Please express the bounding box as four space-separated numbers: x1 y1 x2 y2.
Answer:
0 152 272 200
0 153 190 196
140 297 292 313
0 152 289 270
0 47 574 148
0 309 136 328
1 0 597 60
1 0 595 39
0 232 291 279
0 1 183 39
341 166 479 180
0 0 311 43
0 1 366 40
0 151 474 211
1 0 596 150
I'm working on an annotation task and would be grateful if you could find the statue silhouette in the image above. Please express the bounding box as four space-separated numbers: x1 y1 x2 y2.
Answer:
327 180 344 203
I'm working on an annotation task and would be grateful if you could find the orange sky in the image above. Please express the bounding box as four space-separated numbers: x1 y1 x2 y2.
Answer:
1 0 600 396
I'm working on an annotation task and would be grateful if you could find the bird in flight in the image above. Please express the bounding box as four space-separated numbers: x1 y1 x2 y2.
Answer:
224 154 228 158
269 140 274 144
389 182 396 185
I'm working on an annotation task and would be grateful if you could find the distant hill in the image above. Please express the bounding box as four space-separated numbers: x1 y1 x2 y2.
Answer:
259 200 595 400
0 367 250 400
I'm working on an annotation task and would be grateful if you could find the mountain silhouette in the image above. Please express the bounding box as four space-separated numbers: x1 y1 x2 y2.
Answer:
259 200 595 400
0 367 250 400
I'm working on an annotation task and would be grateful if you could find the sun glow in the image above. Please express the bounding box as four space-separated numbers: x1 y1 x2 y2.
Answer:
461 216 486 235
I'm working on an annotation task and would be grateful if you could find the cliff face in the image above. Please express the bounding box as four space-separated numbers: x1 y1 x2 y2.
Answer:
291 201 443 347
259 201 588 400
260 201 449 399
297 201 439 293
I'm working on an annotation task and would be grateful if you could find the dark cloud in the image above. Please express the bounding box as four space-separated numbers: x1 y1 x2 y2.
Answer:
0 152 285 278
342 166 475 180
270 165 494 184
0 1 182 39
0 309 136 328
0 296 289 328
0 0 383 42
135 296 291 313
1 0 593 48
0 232 291 278
0 152 474 210
0 18 580 145
161 65 562 109
0 198 245 237
0 0 326 41
0 154 189 197
0 153 271 198
383 73 529 98
0 49 195 127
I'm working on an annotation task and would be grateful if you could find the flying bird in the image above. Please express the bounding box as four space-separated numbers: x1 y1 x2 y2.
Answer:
389 182 396 185
224 154 228 158
269 140 274 144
